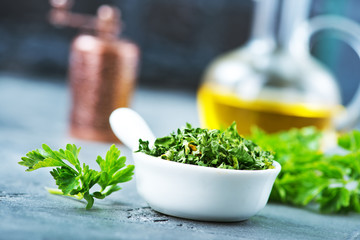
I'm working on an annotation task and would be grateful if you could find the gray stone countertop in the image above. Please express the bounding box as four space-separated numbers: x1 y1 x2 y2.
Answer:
1 74 360 240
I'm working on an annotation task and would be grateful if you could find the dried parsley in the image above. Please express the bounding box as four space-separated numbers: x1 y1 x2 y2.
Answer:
136 122 274 170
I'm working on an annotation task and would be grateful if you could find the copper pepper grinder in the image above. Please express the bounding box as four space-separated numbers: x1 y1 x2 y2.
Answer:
49 0 139 142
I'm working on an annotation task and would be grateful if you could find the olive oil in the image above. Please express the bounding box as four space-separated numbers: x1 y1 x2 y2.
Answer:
197 84 340 135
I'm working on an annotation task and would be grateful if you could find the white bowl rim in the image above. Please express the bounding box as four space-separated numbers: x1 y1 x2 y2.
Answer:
133 152 281 175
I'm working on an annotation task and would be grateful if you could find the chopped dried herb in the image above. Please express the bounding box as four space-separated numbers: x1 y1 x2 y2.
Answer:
137 122 274 170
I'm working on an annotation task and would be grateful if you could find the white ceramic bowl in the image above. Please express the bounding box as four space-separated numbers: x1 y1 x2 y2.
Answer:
133 152 280 222
110 108 281 222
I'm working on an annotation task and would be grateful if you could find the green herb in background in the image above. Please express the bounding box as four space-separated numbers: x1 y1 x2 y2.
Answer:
250 127 360 214
19 144 134 209
137 122 274 170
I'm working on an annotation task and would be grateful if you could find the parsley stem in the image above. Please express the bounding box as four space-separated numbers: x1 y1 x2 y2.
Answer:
45 187 84 200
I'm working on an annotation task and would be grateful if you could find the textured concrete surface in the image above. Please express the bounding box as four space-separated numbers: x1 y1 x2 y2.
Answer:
1 75 360 240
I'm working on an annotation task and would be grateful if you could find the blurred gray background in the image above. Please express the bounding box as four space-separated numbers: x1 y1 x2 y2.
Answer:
0 0 360 104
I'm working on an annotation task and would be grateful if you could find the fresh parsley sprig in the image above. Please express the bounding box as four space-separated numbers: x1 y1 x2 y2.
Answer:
137 122 274 170
19 144 134 209
250 127 360 213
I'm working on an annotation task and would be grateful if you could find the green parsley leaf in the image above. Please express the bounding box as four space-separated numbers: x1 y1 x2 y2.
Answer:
338 130 360 152
19 144 134 209
50 167 80 195
136 122 274 170
250 127 360 214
